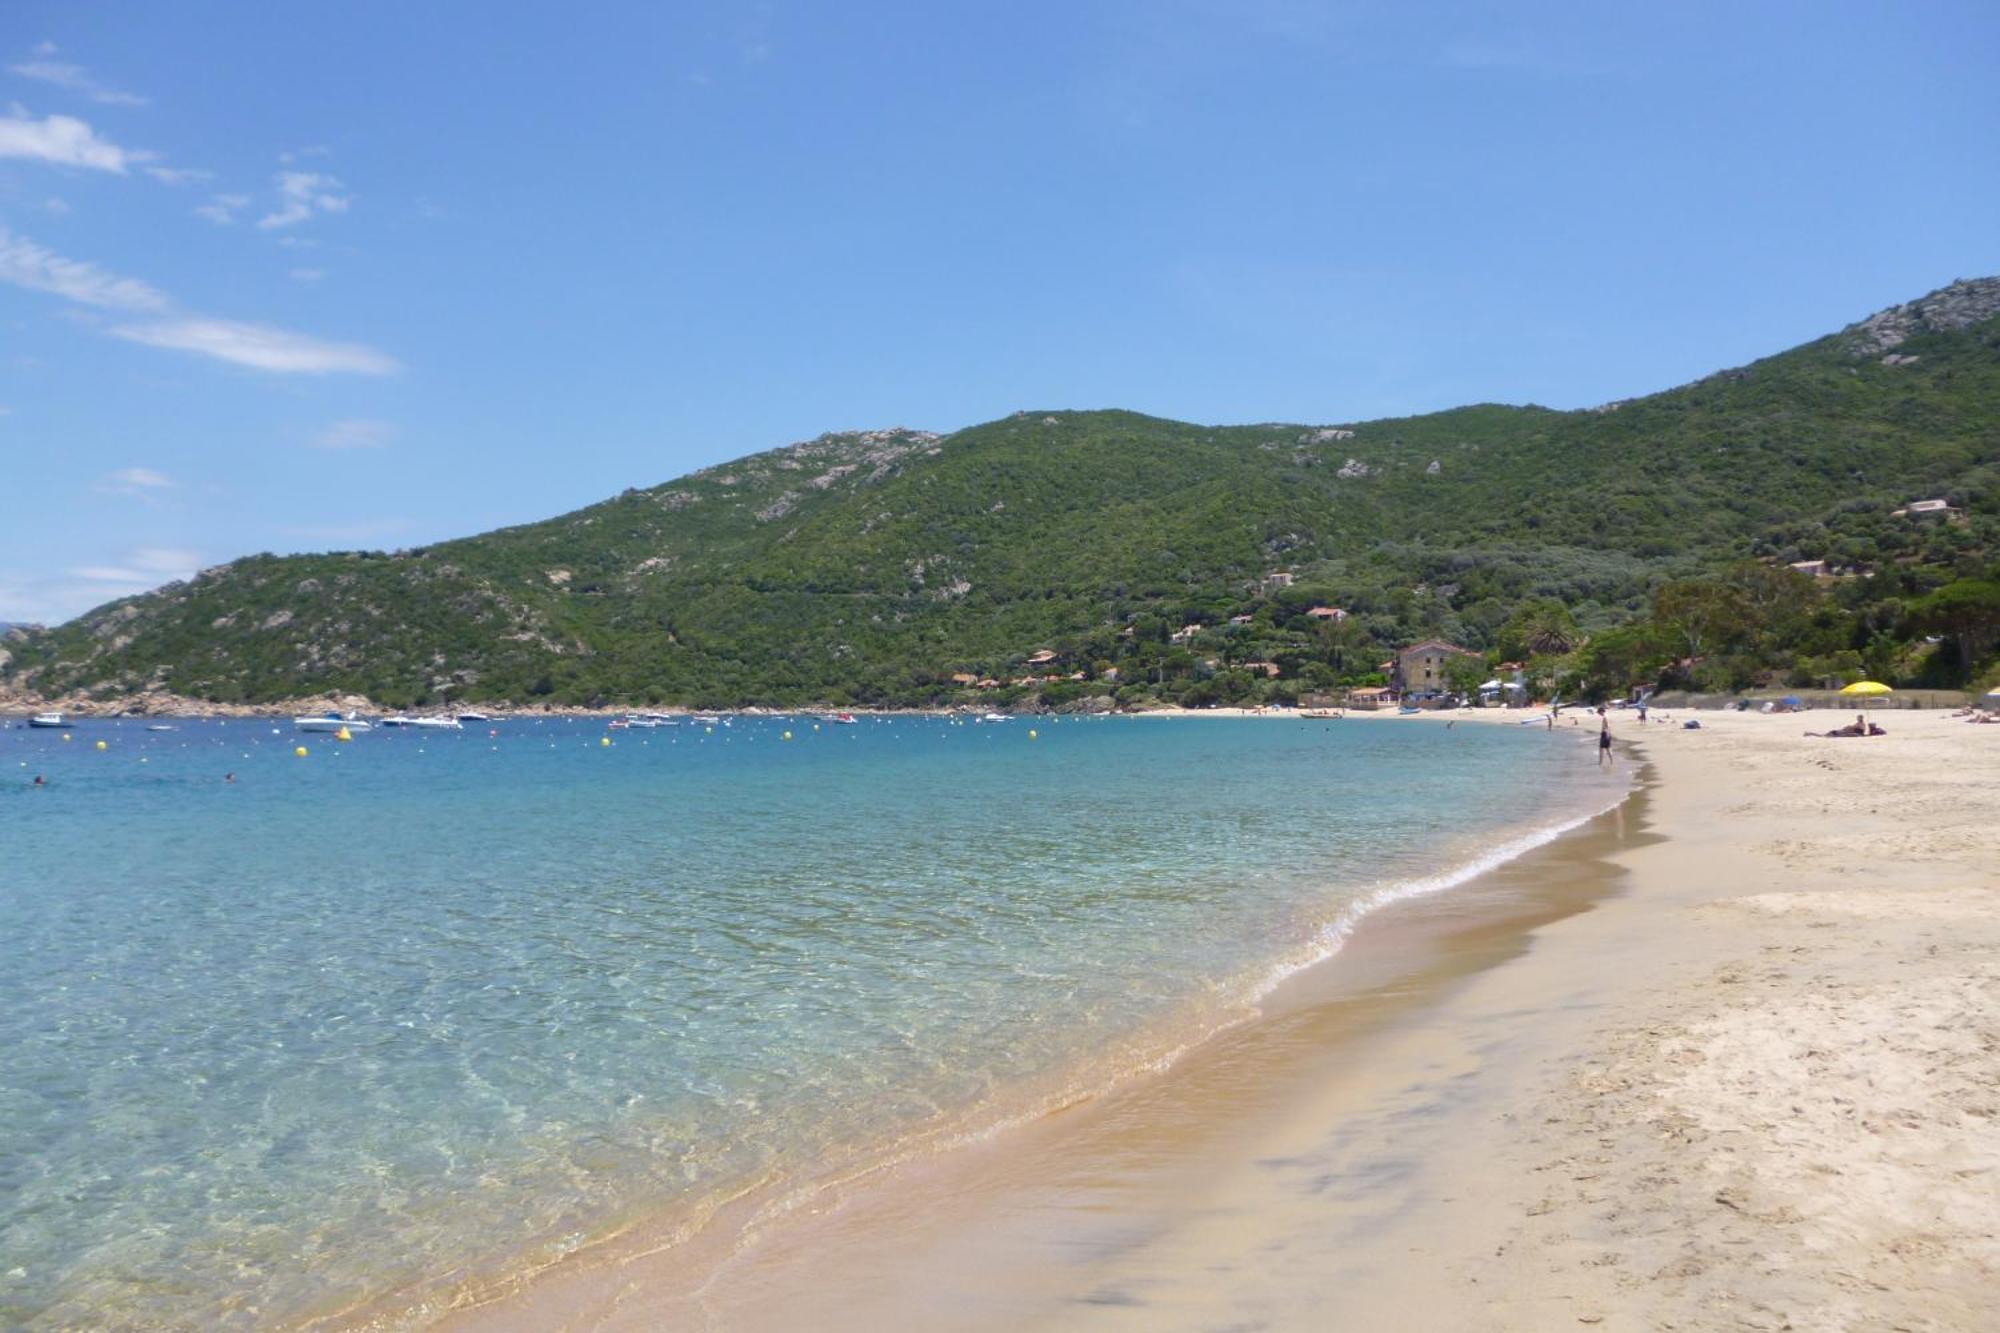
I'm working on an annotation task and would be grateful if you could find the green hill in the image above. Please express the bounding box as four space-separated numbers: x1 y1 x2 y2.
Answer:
6 278 1999 709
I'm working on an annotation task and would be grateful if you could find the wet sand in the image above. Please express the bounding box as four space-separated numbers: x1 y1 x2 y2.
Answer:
437 708 2000 1331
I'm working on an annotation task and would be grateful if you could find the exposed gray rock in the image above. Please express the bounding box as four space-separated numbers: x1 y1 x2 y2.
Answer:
1843 277 2000 356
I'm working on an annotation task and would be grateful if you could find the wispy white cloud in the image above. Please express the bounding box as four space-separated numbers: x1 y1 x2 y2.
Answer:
71 546 199 582
110 318 399 375
1 545 202 622
310 417 396 449
2 225 397 374
288 266 324 283
277 518 414 545
9 58 148 107
0 106 140 172
144 164 211 186
0 224 169 310
193 191 250 224
258 170 349 229
96 466 178 499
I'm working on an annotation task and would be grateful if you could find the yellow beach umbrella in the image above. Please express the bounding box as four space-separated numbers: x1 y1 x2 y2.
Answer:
1839 680 1892 696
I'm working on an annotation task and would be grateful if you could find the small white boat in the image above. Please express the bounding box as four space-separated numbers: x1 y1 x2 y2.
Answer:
28 712 68 728
296 716 373 733
979 712 1011 723
457 711 492 723
407 716 462 730
145 724 177 732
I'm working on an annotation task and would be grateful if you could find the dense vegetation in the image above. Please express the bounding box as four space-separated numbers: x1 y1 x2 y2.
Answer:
5 279 1998 710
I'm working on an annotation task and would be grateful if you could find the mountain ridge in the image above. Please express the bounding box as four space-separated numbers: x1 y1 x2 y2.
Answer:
6 277 1998 710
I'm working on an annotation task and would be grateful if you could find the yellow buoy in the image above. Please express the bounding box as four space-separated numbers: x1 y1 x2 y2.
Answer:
95 740 107 751
295 745 309 757
335 727 353 742
1028 729 1038 739
601 736 612 747
61 733 72 742
783 730 793 741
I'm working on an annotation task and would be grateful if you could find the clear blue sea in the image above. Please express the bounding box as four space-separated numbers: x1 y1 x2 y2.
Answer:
0 712 1619 1329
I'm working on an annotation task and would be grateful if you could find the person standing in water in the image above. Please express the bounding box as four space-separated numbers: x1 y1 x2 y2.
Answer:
1598 708 1614 767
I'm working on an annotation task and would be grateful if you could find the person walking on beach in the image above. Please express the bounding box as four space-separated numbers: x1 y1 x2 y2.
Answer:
1598 709 1614 767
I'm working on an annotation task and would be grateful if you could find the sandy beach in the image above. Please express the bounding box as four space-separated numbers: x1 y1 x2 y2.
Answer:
423 705 1999 1332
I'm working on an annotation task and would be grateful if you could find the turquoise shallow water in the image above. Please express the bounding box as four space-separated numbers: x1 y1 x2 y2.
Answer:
0 713 1616 1328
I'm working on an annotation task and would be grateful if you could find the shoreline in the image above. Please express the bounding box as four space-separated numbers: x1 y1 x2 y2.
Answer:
431 709 1997 1330
382 718 1631 1331
267 717 1622 1331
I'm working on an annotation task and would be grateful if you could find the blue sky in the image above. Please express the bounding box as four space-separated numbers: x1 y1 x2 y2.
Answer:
2 2 1996 623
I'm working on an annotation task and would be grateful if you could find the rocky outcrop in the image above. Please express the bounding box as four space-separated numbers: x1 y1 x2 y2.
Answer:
1843 278 2000 356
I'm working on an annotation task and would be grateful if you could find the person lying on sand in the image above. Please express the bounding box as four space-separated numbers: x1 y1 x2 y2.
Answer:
1807 713 1885 738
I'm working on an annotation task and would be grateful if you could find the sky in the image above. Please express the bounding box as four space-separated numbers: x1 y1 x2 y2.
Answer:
2 2 1996 624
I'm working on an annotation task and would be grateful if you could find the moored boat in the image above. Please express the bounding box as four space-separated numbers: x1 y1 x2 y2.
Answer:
28 712 68 728
296 716 374 733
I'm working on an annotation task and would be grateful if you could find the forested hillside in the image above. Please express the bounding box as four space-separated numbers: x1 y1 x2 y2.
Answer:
6 278 1998 709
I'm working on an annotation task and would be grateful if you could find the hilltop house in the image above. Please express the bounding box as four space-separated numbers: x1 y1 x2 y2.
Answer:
1393 639 1480 694
1890 499 1961 522
1305 606 1348 621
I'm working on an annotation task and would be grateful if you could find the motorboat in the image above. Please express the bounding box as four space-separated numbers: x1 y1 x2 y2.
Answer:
145 724 177 732
978 712 1011 723
296 716 373 733
380 715 460 730
457 711 493 723
28 712 68 728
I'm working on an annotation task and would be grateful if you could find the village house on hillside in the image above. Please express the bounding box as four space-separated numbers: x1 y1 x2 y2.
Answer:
1890 498 1962 522
1305 605 1348 621
1393 639 1480 693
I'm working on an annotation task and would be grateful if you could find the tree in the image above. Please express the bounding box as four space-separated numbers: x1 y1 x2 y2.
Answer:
1909 579 2000 677
1652 580 1751 662
1442 653 1489 700
1497 599 1581 660
1578 624 1671 701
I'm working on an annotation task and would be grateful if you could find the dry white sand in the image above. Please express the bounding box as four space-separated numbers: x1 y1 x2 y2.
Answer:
1009 708 2000 1332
